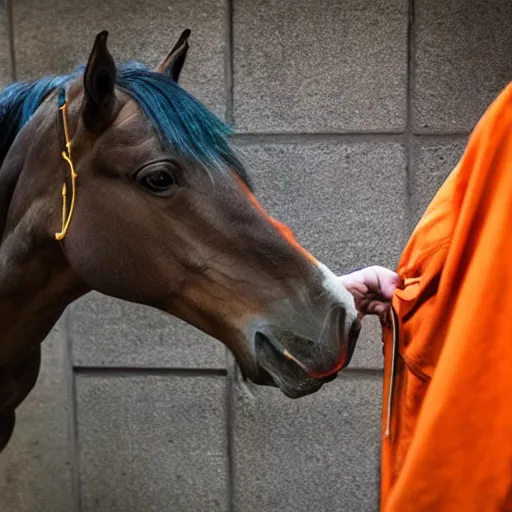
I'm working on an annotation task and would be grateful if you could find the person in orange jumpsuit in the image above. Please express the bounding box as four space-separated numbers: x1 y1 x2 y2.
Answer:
340 82 512 511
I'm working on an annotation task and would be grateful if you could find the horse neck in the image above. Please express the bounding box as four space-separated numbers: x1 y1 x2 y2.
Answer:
0 108 87 365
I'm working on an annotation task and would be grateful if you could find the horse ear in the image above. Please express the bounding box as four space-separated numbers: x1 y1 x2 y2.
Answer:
156 29 191 82
82 31 117 134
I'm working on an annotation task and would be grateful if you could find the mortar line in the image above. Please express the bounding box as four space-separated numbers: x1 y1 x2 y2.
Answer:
225 349 236 512
412 132 469 140
63 308 82 512
224 0 234 125
232 132 469 143
222 0 235 502
405 0 416 234
340 367 384 376
232 132 406 144
4 0 16 82
73 366 227 377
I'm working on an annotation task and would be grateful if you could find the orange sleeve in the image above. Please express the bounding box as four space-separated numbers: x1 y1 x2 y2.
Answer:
386 85 512 511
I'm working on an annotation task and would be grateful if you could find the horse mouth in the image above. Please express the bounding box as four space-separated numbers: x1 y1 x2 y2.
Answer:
254 332 337 399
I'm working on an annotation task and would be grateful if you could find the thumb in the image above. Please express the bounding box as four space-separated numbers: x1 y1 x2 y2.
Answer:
371 266 403 300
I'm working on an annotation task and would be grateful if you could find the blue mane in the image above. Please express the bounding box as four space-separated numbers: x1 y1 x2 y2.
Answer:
0 62 249 184
0 71 80 165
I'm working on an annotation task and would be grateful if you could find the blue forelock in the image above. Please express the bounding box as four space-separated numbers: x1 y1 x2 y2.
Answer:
117 63 247 178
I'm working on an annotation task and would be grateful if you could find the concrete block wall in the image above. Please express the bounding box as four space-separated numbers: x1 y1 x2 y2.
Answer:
0 1 510 511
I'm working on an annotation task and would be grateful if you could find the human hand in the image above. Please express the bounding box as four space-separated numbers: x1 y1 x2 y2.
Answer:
339 266 403 323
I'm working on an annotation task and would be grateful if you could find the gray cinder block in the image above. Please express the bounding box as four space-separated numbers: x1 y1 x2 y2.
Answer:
76 374 229 512
232 372 382 512
233 0 408 132
11 0 227 117
413 0 512 132
0 317 74 512
71 293 226 369
410 138 467 225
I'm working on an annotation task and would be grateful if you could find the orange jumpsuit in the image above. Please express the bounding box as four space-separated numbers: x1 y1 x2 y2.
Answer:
381 82 512 511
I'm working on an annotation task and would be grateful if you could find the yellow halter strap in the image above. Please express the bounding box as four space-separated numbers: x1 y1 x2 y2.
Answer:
54 92 78 241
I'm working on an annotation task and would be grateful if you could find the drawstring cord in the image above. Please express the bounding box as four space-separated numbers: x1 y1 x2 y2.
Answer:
385 305 399 438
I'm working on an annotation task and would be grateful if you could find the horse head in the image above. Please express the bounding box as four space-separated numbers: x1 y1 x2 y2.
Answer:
0 30 360 403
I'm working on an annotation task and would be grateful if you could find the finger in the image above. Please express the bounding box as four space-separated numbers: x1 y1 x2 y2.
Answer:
372 267 402 300
340 279 369 297
380 308 392 328
371 302 390 315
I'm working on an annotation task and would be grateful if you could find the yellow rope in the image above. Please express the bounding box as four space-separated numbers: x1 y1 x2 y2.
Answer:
54 102 78 240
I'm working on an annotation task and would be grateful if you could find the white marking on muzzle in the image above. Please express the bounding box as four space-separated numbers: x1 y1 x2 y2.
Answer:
317 262 358 328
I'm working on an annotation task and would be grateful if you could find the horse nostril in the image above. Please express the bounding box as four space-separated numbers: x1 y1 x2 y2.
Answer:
348 317 361 343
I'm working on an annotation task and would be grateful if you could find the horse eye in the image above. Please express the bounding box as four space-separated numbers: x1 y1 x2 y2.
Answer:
141 170 175 190
136 164 178 197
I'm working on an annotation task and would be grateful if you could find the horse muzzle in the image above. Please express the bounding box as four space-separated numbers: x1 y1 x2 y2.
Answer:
250 306 361 398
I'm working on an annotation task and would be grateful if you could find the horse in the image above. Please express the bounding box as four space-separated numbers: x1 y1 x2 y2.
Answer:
0 29 361 453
